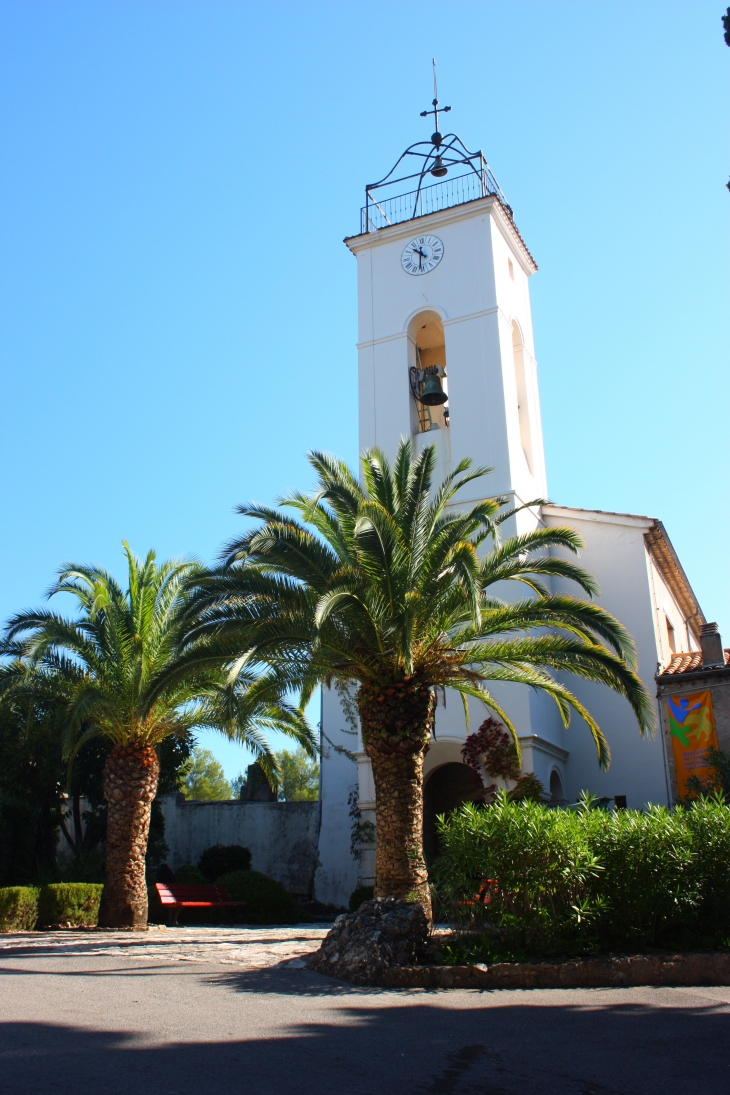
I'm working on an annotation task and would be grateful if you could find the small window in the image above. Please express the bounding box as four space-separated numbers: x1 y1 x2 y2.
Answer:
666 616 676 653
508 258 514 279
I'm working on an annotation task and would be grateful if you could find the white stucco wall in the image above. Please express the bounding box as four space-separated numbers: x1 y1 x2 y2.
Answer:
312 685 360 906
542 506 671 808
648 554 699 666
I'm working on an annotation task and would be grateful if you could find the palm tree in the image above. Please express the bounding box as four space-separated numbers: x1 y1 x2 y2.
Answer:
2 544 314 929
184 441 654 920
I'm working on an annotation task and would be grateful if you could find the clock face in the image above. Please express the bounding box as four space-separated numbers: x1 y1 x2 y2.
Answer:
401 234 444 276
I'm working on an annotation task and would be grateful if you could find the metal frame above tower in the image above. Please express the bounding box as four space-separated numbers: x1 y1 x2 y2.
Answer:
362 64 512 234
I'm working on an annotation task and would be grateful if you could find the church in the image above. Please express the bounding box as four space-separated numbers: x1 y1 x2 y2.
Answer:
313 100 706 908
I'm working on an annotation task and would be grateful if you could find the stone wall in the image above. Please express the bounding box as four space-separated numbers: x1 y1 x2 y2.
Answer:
158 795 320 896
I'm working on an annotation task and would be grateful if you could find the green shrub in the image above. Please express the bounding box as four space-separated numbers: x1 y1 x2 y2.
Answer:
434 794 603 956
349 885 374 912
581 806 699 947
174 864 206 883
0 887 40 931
198 844 251 881
37 883 103 928
433 793 730 957
678 797 730 940
216 870 301 924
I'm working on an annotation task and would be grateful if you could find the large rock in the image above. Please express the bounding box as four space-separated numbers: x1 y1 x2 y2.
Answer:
308 897 429 985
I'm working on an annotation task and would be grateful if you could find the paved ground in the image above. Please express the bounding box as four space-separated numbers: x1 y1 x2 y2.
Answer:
2 926 730 1094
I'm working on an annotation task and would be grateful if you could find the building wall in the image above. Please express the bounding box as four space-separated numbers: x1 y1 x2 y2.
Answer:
656 671 730 802
158 796 320 896
313 685 360 906
542 506 671 808
648 554 699 665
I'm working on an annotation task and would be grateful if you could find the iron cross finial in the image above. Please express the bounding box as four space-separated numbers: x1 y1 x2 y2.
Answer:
419 59 451 147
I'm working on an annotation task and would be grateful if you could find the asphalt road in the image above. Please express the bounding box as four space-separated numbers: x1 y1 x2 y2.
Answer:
2 932 730 1094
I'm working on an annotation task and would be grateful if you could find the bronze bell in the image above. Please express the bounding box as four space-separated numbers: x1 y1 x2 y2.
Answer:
430 155 447 178
420 368 448 406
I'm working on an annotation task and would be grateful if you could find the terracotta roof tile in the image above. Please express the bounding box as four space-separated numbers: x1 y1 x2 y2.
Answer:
659 650 730 675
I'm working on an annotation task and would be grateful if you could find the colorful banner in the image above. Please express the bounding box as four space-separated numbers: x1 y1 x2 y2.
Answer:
667 690 718 799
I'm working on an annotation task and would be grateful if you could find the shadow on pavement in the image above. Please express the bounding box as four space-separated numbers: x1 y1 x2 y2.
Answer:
205 966 385 996
2 981 730 1095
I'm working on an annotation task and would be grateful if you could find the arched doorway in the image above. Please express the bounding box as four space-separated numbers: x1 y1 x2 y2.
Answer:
549 770 566 806
423 763 485 866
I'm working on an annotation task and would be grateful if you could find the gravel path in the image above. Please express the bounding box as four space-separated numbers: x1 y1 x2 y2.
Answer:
0 924 329 968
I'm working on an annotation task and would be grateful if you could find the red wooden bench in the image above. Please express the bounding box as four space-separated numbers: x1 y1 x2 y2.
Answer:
155 883 246 925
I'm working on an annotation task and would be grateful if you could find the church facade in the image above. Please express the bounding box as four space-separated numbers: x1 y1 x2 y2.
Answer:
313 118 704 908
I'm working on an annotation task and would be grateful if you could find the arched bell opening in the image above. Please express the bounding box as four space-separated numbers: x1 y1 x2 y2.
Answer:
423 762 484 867
408 310 450 435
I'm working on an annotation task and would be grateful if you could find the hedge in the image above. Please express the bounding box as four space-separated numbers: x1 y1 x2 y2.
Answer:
0 883 103 931
198 844 251 880
349 885 374 912
0 887 40 931
217 870 301 924
173 865 206 884
37 883 103 928
433 793 730 959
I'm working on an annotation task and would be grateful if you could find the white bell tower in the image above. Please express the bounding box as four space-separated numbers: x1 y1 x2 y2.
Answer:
345 109 547 524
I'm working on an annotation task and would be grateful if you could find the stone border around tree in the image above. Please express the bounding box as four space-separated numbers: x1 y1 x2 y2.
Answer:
378 951 730 989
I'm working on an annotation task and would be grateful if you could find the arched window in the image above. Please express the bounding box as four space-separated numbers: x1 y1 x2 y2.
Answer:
408 311 449 435
512 321 533 473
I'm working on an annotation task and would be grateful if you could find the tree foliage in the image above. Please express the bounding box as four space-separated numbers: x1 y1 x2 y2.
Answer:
183 440 654 768
178 748 232 800
276 747 319 801
1 543 315 788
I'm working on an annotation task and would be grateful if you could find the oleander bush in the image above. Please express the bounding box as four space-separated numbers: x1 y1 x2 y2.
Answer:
198 844 252 881
0 886 40 931
216 870 301 924
433 793 730 959
37 883 103 928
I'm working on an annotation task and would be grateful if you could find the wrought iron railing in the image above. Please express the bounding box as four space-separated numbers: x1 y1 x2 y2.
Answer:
361 166 512 234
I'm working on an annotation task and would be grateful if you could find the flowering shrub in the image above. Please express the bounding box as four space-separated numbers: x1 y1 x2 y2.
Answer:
461 717 521 781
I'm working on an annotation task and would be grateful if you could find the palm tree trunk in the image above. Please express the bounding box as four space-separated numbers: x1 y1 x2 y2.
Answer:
98 744 159 929
368 747 431 919
359 680 434 921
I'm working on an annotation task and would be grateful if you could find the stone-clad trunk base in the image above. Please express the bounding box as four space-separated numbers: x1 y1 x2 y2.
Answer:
308 898 429 985
378 952 730 989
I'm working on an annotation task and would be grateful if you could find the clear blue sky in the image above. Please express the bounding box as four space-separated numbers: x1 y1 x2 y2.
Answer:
1 2 728 780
